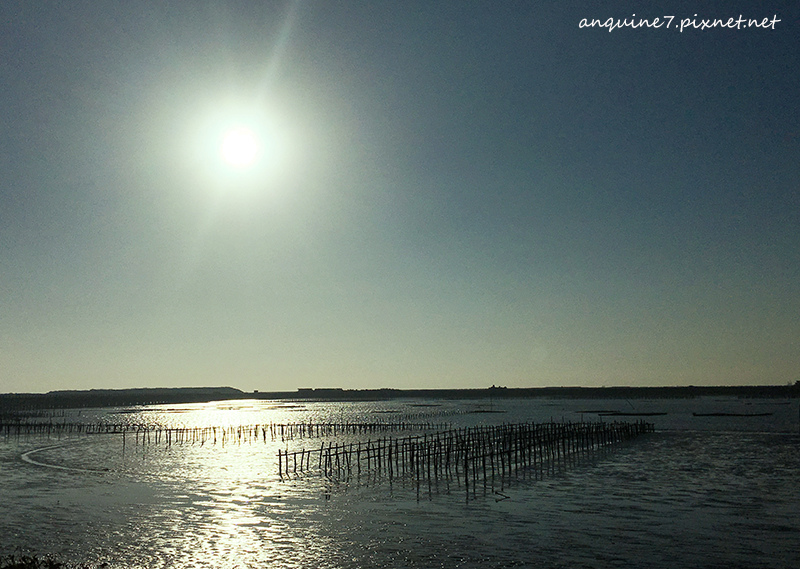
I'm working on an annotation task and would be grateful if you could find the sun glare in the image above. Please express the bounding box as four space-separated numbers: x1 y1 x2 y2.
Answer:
220 126 259 167
184 100 293 193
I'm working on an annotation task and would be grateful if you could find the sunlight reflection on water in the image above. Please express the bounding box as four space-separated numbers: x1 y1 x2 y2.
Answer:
2 398 799 568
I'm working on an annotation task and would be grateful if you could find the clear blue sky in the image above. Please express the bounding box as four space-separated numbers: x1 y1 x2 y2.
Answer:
2 1 798 393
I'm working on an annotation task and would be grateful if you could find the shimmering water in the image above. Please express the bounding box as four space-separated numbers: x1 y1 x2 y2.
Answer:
2 397 798 568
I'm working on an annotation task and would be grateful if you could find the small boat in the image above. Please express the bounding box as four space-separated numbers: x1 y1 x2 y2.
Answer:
598 412 667 417
692 412 773 417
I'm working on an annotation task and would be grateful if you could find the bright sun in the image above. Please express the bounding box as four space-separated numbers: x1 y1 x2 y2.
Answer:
220 126 259 167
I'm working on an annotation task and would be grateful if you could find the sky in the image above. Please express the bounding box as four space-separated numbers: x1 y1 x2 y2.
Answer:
1 1 799 394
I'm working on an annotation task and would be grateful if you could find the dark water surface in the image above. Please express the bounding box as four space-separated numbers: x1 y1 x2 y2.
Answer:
2 398 798 568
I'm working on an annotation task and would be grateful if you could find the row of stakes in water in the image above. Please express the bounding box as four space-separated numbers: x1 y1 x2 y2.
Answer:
0 420 453 445
278 420 655 497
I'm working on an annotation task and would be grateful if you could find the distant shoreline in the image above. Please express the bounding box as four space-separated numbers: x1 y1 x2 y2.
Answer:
1 384 798 411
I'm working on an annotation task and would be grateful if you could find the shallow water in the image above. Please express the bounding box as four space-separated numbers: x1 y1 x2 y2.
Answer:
2 397 799 568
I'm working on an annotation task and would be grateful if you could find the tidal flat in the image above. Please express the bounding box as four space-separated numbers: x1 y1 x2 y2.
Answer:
2 397 798 568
